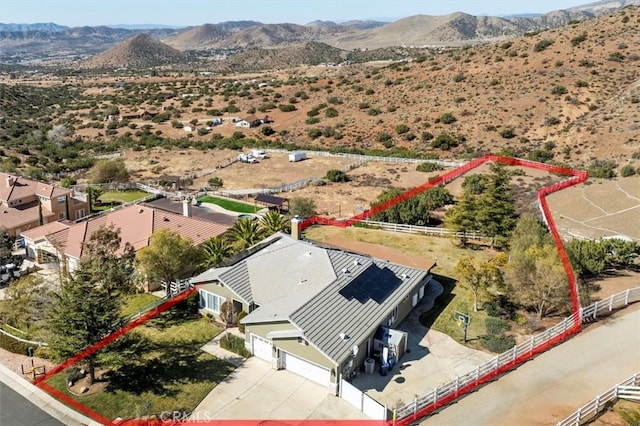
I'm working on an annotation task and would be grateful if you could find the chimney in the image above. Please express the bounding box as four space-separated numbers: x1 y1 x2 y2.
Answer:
6 175 15 188
291 216 302 240
182 198 192 218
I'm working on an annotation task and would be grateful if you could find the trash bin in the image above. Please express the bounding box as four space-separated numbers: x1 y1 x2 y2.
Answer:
365 358 375 375
379 362 389 376
388 355 395 368
27 346 34 357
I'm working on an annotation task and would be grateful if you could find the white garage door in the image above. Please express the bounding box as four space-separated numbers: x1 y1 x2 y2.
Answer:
251 335 272 362
281 352 330 387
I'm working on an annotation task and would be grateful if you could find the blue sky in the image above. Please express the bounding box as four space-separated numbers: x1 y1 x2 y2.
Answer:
1 0 594 27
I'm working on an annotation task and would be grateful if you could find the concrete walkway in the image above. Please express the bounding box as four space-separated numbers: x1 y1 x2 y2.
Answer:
0 364 100 426
200 327 247 367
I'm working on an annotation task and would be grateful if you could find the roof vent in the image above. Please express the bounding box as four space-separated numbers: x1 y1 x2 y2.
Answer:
163 217 170 222
306 251 312 256
400 273 408 279
339 332 350 341
353 260 360 266
342 268 350 274
138 208 144 213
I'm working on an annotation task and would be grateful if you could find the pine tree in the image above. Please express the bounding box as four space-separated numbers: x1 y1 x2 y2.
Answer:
48 271 122 384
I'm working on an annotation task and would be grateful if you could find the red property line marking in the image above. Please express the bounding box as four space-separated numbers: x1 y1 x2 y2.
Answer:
301 154 587 425
34 288 196 424
33 155 587 426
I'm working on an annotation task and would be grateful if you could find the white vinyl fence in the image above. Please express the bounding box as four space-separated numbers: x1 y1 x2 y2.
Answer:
557 373 640 426
339 378 388 420
394 287 640 424
358 219 487 240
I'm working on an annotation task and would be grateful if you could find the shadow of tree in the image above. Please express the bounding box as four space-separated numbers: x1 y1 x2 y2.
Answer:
106 342 233 397
419 274 456 328
145 296 201 330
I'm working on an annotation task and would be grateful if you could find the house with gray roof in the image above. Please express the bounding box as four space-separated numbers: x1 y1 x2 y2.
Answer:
191 232 435 394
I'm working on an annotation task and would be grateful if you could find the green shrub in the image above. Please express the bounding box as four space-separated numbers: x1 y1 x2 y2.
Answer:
533 39 554 52
326 169 349 182
421 131 434 142
65 366 84 384
376 132 392 143
237 311 247 333
325 107 339 118
571 33 587 46
278 104 296 112
588 159 617 178
431 133 464 150
305 117 320 125
0 333 30 355
608 52 625 62
416 162 443 173
551 85 568 95
481 335 516 353
485 317 511 336
500 128 516 139
620 164 637 177
439 112 457 124
219 334 251 357
307 128 322 139
395 124 410 134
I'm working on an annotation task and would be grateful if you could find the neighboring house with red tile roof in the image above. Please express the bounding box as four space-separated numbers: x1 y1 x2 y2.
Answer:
21 203 231 284
0 173 88 237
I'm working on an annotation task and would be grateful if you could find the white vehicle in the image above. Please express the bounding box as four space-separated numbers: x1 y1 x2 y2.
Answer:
238 153 258 163
252 150 267 159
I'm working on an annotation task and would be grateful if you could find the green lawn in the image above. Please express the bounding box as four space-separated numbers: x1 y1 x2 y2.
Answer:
121 293 162 318
419 274 491 349
197 195 258 213
46 305 231 421
99 190 150 203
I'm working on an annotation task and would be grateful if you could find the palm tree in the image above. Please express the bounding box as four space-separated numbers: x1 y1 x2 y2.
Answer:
259 210 290 235
227 218 264 251
200 236 232 269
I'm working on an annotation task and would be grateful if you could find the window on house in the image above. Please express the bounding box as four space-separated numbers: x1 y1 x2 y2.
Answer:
58 213 65 220
57 196 66 204
200 290 224 313
75 209 85 220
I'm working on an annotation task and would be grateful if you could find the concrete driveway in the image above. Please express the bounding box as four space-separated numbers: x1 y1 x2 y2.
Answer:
350 280 494 409
192 357 368 420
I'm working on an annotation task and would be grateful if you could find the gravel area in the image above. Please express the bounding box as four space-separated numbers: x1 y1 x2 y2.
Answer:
0 347 57 382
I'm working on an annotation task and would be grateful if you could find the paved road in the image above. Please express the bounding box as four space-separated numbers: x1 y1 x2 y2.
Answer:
0 381 64 426
420 308 640 426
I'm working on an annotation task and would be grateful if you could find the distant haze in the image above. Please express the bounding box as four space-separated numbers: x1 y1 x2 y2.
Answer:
1 0 594 27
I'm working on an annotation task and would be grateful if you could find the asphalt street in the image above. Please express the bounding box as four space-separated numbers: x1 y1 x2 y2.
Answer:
0 381 64 426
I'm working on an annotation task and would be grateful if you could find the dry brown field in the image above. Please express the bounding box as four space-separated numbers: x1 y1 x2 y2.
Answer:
547 177 640 243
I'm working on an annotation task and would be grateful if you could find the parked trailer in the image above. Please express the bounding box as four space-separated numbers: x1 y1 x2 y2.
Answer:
289 151 306 162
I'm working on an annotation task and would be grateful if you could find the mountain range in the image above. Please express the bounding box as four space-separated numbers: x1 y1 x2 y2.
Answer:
0 0 638 64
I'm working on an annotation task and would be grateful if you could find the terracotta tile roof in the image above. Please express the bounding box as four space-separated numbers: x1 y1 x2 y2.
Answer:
20 221 70 241
0 172 69 203
0 201 56 231
45 203 231 259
